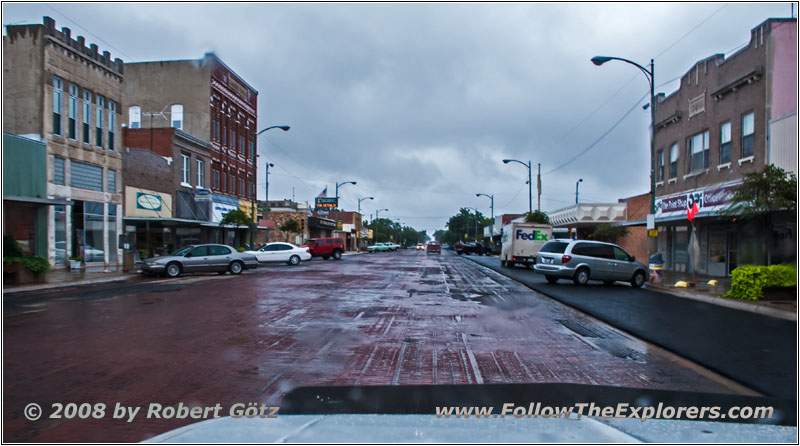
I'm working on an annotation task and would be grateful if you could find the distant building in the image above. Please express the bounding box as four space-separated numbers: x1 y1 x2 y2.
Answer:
123 53 258 246
3 17 124 268
652 18 797 276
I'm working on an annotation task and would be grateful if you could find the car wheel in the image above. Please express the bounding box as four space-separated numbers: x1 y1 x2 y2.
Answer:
322 255 330 260
603 280 615 286
545 275 559 284
631 270 646 288
288 255 301 266
333 250 342 260
229 261 244 275
573 267 590 285
165 262 181 278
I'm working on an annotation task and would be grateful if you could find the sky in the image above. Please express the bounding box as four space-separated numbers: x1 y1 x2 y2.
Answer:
3 2 796 234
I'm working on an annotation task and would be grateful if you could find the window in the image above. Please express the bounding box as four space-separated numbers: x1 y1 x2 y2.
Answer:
171 104 183 130
212 168 219 190
231 127 237 152
669 143 679 178
686 131 709 174
250 180 255 199
181 154 191 185
239 178 245 196
249 139 255 159
68 84 78 139
53 77 63 136
197 160 205 188
222 170 227 192
230 174 235 194
189 246 209 257
95 95 104 148
82 90 91 144
720 121 731 164
209 246 231 256
129 106 141 129
107 169 116 193
742 112 754 158
656 150 664 182
54 156 65 185
70 161 103 191
613 246 631 261
108 101 116 151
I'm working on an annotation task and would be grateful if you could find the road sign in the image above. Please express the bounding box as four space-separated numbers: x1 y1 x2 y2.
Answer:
648 229 658 237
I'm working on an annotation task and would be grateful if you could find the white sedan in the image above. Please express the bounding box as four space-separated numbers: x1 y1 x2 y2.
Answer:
247 242 312 265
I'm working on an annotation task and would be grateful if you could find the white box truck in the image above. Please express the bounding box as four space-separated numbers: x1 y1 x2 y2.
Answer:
500 222 553 268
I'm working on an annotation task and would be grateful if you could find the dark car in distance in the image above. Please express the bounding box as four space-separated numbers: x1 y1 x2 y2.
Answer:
455 241 491 256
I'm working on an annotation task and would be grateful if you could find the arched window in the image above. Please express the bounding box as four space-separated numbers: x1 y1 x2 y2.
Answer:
171 104 183 130
128 106 141 129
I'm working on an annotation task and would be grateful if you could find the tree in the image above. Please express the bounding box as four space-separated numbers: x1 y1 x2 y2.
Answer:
589 224 628 243
724 165 797 219
524 210 550 224
279 219 301 242
218 209 253 227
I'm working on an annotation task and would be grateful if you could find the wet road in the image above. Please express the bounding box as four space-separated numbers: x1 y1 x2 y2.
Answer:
4 250 752 442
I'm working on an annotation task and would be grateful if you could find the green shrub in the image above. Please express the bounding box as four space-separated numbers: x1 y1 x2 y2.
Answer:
725 264 797 300
69 256 83 262
236 247 246 252
4 234 23 258
21 255 50 277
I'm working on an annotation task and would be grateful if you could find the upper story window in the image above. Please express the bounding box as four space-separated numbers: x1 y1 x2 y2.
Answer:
720 121 731 164
741 112 754 158
68 84 78 139
128 106 141 129
95 95 105 148
108 101 116 151
181 154 191 185
53 77 63 136
171 104 183 131
197 159 205 188
656 149 664 182
669 143 679 178
686 131 710 174
82 90 92 144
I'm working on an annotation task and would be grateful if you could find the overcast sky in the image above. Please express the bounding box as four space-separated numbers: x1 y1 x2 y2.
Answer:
3 2 796 234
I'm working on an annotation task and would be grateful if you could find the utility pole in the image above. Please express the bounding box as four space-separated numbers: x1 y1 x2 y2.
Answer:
264 162 274 242
537 163 541 212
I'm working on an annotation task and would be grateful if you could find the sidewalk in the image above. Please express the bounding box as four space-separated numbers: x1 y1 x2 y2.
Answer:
3 266 140 295
648 270 796 321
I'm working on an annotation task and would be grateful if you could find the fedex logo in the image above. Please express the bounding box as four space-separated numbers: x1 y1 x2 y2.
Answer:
516 229 549 241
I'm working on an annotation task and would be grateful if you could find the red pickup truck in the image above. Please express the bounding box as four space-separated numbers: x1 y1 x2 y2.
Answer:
301 237 344 260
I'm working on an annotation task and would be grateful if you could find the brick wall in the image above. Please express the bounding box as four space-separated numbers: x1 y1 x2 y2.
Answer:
123 128 175 158
268 211 307 243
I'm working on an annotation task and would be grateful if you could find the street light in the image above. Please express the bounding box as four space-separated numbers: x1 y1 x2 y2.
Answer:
575 178 583 204
476 193 495 242
335 180 357 209
502 159 537 213
375 208 388 220
357 196 374 215
591 55 655 258
254 125 291 244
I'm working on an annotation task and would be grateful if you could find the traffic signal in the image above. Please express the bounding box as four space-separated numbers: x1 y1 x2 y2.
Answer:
299 218 305 232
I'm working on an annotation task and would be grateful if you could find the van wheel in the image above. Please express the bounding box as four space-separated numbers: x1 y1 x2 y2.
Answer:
573 267 589 285
333 250 342 260
631 270 646 288
545 275 559 284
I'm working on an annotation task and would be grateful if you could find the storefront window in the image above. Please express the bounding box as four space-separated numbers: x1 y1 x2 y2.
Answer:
84 201 105 264
54 205 66 265
175 227 201 249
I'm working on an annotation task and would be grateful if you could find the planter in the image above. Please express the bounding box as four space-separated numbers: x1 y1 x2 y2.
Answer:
3 262 46 285
69 260 84 271
762 286 797 301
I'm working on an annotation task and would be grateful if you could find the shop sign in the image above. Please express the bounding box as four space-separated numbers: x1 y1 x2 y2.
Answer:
655 183 740 219
136 192 162 211
648 229 658 237
315 197 338 210
336 220 343 230
194 188 212 202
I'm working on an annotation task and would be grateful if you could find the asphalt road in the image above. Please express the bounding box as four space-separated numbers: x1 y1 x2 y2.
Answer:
462 252 797 399
2 250 770 441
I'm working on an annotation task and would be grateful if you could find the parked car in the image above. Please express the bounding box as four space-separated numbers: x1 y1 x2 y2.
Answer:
455 241 491 256
368 242 395 253
533 239 648 287
426 241 441 254
301 237 345 260
246 242 311 266
415 243 425 251
141 244 258 278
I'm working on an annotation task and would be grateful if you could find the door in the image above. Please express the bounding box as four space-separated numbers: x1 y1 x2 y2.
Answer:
184 246 210 272
209 245 233 270
256 244 277 262
611 246 637 280
272 244 294 262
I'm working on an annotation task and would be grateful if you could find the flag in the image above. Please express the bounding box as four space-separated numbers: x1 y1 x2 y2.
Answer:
317 186 327 198
687 201 699 221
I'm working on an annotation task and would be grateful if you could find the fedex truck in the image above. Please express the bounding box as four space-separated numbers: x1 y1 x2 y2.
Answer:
500 222 553 268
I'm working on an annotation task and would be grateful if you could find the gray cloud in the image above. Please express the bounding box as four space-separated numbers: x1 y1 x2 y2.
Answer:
3 2 794 233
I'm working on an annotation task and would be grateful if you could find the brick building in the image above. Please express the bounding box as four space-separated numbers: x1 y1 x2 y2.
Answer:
123 53 258 246
122 128 218 257
3 17 124 268
651 18 796 276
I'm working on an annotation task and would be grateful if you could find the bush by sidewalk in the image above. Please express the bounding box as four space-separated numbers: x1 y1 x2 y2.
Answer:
725 264 797 300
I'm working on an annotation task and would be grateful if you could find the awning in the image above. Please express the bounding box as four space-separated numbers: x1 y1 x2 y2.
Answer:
3 195 74 205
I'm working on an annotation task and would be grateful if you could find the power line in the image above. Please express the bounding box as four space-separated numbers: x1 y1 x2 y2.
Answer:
45 4 135 61
654 3 729 59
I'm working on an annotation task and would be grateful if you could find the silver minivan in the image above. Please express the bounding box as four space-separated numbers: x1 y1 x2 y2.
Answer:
533 239 648 287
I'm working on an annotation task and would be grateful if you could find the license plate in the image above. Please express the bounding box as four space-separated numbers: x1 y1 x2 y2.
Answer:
543 257 553 264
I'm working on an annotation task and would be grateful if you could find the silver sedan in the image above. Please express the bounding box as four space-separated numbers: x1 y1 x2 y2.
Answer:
141 244 258 278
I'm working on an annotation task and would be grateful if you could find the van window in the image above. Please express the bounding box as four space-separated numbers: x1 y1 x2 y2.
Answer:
540 241 568 253
572 242 614 259
613 246 631 261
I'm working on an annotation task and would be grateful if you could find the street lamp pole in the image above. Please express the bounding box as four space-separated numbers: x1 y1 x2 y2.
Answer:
254 125 290 245
356 196 374 251
592 56 656 259
375 208 388 220
335 180 357 209
575 178 583 204
502 159 533 214
465 207 480 240
357 196 374 215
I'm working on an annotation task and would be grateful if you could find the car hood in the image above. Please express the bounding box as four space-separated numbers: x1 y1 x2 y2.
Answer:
145 414 796 443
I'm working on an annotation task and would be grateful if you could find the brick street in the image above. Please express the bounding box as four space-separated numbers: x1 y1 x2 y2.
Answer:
4 250 749 442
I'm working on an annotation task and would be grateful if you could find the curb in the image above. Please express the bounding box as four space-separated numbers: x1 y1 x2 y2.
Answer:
646 285 796 322
3 275 140 295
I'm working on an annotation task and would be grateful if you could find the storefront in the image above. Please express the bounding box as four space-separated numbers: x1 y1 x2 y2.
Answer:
307 216 336 239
